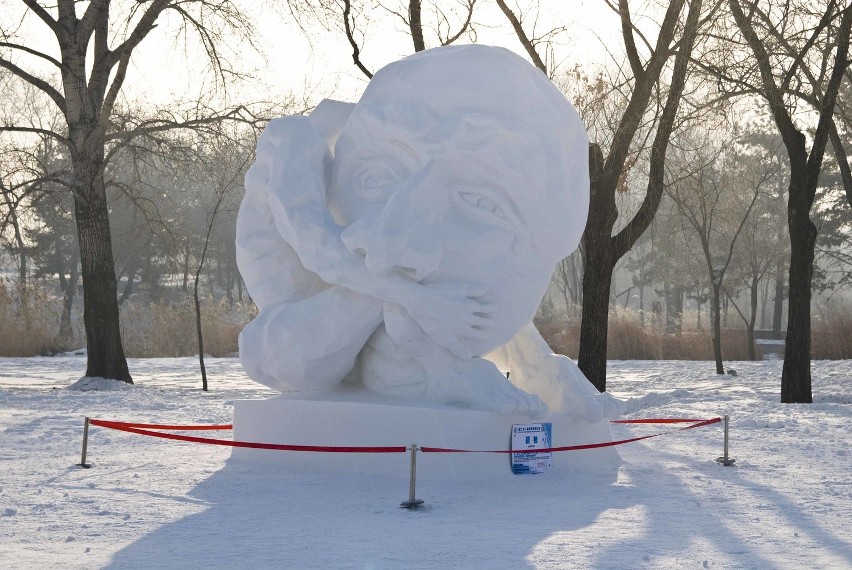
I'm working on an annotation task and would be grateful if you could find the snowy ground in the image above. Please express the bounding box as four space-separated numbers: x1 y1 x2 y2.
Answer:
1 356 850 569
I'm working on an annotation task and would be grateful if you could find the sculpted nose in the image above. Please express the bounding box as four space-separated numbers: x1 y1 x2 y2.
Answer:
341 175 442 281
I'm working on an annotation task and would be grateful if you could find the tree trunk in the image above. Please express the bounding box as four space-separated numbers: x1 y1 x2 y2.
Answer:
710 283 724 374
408 0 426 52
772 257 784 333
672 285 684 334
182 250 191 291
578 243 614 392
696 285 703 331
13 212 26 284
73 150 132 382
59 262 79 343
578 144 617 392
664 282 675 333
747 274 758 361
117 264 137 306
2 191 28 284
781 172 815 402
194 282 208 391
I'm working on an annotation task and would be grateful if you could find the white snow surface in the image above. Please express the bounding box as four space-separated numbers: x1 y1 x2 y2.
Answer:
1 356 850 569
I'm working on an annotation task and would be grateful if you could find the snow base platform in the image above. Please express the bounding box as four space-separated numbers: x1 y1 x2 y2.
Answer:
231 389 619 481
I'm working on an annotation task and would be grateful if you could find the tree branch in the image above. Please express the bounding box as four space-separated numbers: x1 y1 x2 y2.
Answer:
727 0 800 151
804 6 851 203
618 0 645 78
0 57 66 113
829 121 852 208
342 0 372 78
77 0 111 48
495 0 547 74
613 0 702 260
0 41 62 68
20 0 63 38
408 0 426 52
440 0 476 46
0 125 70 146
603 0 686 191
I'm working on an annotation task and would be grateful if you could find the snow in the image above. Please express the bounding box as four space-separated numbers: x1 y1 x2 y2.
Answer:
2 356 850 568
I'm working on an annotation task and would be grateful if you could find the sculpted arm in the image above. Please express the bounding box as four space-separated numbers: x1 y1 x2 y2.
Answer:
255 106 491 357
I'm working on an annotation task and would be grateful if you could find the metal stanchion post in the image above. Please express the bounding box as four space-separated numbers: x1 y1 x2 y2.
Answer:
400 444 424 509
78 417 92 468
715 414 735 466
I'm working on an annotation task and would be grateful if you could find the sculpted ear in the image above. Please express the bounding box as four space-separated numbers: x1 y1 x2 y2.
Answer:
309 99 356 154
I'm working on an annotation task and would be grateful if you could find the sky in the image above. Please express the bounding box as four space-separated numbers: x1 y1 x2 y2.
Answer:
122 1 623 110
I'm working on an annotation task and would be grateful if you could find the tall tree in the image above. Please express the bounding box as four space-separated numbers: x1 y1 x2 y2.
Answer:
579 0 704 391
727 0 851 402
0 1 254 382
496 0 707 391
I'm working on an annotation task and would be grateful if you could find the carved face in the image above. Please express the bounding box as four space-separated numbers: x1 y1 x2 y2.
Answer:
327 45 589 351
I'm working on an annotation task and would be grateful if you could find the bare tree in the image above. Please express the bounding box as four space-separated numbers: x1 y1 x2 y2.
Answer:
552 251 583 312
340 0 478 77
726 0 851 402
666 123 774 372
0 1 256 382
189 132 253 391
559 0 705 391
496 1 708 390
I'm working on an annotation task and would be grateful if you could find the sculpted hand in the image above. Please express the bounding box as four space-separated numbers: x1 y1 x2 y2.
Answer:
395 281 493 359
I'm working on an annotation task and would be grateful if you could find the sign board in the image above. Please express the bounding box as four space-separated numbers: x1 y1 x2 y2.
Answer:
511 423 553 474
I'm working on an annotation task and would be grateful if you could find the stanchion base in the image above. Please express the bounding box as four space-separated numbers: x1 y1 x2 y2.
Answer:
716 457 736 466
78 463 92 469
400 499 424 509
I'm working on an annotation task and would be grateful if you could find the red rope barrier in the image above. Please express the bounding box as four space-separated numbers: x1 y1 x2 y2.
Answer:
92 419 232 430
88 419 406 453
88 416 720 455
421 417 721 454
611 418 716 424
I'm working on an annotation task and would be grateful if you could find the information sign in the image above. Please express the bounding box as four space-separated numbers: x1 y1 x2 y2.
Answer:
510 423 553 474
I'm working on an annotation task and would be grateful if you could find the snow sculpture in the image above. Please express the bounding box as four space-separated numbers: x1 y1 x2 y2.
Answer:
236 45 619 422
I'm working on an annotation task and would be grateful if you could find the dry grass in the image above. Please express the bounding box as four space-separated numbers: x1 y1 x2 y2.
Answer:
2 280 851 360
539 305 772 361
120 297 253 358
0 279 69 356
0 280 253 358
812 309 852 360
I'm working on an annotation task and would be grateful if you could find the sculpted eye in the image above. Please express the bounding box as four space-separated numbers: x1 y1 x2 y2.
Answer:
361 167 398 189
353 162 406 201
458 190 505 220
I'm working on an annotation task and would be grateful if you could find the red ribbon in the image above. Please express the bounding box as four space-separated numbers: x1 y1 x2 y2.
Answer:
611 418 717 424
90 419 232 430
88 417 720 455
88 420 406 453
421 418 721 454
